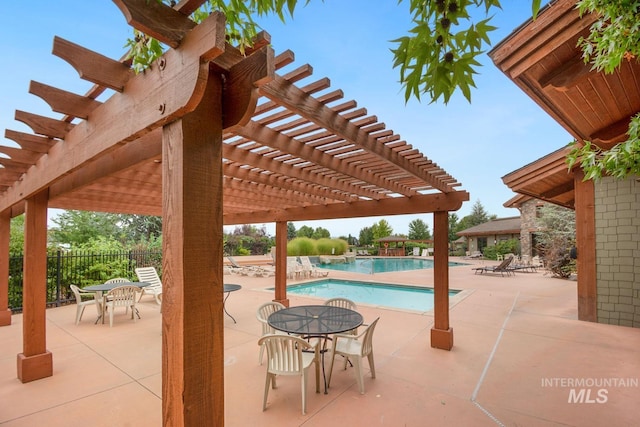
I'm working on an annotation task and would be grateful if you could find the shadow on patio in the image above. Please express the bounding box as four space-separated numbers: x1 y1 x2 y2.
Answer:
1 259 639 426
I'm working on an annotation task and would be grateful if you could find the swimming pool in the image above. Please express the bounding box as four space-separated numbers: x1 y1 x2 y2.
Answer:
318 257 467 274
281 279 460 312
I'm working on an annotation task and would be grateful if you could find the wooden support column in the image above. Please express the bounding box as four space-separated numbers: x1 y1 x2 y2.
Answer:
273 221 289 307
431 210 453 350
0 209 12 326
161 72 224 426
17 190 52 382
574 169 597 321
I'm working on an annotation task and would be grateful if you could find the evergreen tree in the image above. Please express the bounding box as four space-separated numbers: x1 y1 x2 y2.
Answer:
358 226 374 246
407 218 431 240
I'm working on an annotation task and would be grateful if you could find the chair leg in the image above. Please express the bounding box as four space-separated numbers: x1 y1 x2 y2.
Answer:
75 305 84 325
258 344 265 365
314 350 320 394
367 353 376 379
301 370 307 415
327 349 337 388
263 373 271 411
353 357 365 394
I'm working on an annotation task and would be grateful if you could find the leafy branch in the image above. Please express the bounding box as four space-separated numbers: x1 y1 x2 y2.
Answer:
567 113 640 180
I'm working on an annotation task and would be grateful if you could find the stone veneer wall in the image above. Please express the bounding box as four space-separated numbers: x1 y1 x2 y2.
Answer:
594 176 640 327
519 199 540 258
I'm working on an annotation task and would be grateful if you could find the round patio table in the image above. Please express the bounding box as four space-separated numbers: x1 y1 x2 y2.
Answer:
268 304 363 393
83 282 150 324
223 284 242 323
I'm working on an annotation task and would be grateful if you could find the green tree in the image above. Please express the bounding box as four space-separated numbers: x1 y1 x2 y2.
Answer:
287 222 296 240
358 226 374 246
50 211 123 247
534 204 576 278
448 213 459 243
408 218 431 240
455 200 494 233
311 227 330 239
296 225 314 238
117 214 162 242
371 219 393 241
136 1 638 182
225 224 273 255
9 214 25 254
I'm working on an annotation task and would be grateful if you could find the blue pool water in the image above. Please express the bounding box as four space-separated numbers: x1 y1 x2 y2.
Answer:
282 279 460 312
318 257 466 274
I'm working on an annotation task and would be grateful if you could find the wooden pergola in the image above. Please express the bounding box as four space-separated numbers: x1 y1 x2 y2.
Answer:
0 0 468 424
490 0 640 322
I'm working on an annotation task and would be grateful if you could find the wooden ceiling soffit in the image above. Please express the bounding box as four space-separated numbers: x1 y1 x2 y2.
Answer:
490 0 596 79
589 116 634 148
540 180 574 199
224 191 469 224
501 147 571 191
538 54 593 92
258 76 455 193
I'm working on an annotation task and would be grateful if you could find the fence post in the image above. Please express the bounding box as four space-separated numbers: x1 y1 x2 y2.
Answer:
55 250 62 307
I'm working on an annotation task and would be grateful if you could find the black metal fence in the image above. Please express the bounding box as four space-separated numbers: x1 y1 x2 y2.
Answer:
8 249 162 313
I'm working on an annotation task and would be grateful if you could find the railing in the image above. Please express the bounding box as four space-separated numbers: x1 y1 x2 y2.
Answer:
361 257 374 275
7 249 162 313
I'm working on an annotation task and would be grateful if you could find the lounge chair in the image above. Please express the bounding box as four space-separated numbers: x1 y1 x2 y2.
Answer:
299 256 329 278
286 257 305 279
226 256 273 277
134 267 163 305
472 256 514 276
465 251 483 259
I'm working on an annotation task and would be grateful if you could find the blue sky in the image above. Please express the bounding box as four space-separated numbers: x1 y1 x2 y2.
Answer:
0 1 568 238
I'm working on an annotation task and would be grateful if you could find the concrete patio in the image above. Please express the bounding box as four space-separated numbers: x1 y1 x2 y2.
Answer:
1 257 639 426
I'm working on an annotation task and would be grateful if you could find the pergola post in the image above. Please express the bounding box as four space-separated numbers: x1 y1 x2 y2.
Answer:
431 210 453 350
161 71 224 425
0 209 12 326
17 190 52 382
574 168 597 321
273 220 289 307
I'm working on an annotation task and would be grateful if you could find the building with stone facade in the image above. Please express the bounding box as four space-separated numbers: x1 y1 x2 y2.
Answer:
492 1 640 328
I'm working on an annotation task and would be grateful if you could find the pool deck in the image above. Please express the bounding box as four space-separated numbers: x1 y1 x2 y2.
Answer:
1 256 639 426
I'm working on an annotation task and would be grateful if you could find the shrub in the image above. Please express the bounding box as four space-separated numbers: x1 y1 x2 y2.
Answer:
316 238 348 255
287 237 316 256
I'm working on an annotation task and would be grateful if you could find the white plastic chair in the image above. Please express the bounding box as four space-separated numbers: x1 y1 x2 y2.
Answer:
323 297 359 336
70 284 102 325
104 277 133 313
286 257 304 280
135 267 163 305
327 317 379 394
257 334 320 415
256 301 287 365
103 285 139 327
